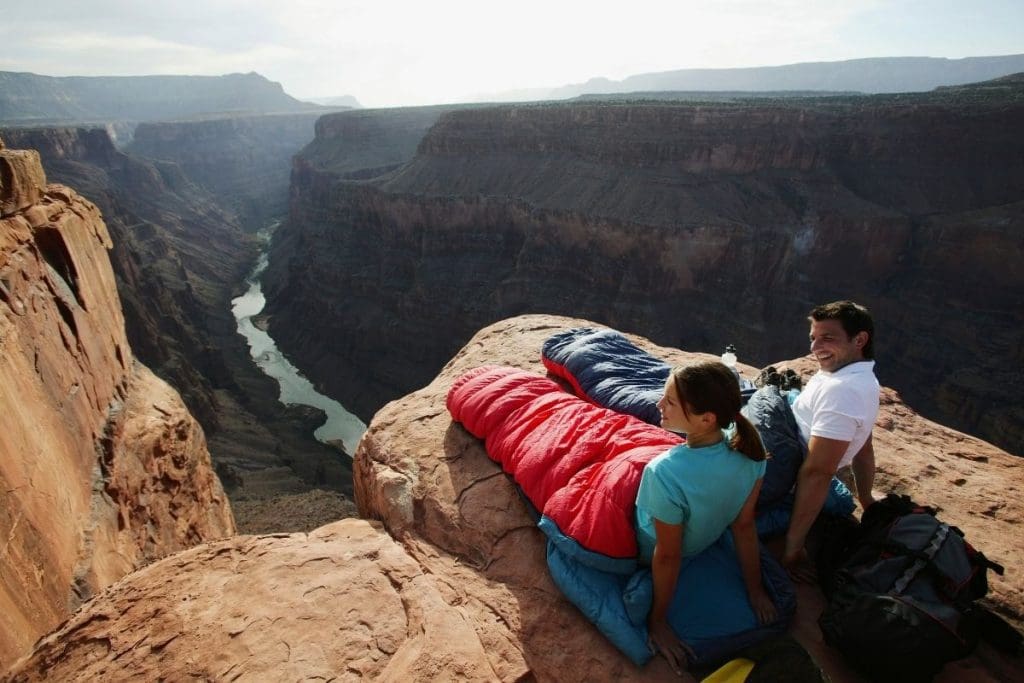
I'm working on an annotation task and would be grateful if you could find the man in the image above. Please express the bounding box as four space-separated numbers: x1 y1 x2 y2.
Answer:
783 300 880 575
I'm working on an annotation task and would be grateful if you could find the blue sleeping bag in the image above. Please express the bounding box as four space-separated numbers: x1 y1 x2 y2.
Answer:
541 327 855 536
545 523 796 667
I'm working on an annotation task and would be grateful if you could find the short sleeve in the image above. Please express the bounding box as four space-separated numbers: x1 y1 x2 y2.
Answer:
809 409 857 441
636 459 690 526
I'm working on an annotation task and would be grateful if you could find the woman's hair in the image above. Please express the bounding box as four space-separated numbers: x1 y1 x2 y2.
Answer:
671 362 767 462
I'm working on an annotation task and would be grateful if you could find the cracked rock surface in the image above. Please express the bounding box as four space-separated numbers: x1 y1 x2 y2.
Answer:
6 520 506 682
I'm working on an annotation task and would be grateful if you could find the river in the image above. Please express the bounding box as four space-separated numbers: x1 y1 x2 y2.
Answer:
231 231 366 456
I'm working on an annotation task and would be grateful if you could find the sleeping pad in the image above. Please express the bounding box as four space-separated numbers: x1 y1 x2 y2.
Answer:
541 327 855 532
447 365 795 666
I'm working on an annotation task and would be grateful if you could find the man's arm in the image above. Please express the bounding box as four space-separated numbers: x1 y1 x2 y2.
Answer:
851 434 876 511
783 436 847 569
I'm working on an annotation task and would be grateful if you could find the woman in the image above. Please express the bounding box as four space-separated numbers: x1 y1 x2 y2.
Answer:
635 362 776 674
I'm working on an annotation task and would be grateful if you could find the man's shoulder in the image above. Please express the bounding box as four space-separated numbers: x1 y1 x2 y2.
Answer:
821 361 878 387
807 363 879 404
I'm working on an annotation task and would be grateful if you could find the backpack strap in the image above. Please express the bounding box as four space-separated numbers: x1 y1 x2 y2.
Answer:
976 551 1005 576
891 522 951 595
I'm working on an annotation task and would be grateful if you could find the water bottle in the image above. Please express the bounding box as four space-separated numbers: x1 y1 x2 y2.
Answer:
721 344 741 386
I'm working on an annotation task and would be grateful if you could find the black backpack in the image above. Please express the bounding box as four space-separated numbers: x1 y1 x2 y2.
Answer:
818 494 1006 682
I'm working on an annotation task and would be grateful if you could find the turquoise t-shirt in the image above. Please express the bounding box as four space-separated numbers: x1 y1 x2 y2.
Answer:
635 435 766 562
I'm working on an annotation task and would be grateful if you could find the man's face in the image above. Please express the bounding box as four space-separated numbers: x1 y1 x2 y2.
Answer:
809 319 866 372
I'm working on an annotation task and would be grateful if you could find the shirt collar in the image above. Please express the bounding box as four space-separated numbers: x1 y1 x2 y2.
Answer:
823 359 875 377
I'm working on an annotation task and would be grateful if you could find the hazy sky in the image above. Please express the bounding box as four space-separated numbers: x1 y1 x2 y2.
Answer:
2 0 1022 107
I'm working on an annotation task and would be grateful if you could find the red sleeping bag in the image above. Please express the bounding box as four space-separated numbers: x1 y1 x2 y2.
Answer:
447 365 682 559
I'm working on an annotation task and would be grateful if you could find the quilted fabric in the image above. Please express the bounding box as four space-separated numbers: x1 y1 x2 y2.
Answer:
446 363 796 666
447 365 681 561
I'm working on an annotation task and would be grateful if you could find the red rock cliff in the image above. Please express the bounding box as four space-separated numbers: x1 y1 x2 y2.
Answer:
0 137 234 671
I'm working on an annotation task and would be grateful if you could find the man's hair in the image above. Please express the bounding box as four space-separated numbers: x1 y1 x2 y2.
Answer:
808 300 874 359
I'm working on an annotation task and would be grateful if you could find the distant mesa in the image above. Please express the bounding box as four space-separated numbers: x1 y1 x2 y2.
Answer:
483 54 1024 102
302 94 362 108
0 70 324 128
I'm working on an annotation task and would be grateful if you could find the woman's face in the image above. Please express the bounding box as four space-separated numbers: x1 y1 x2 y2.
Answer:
657 376 705 434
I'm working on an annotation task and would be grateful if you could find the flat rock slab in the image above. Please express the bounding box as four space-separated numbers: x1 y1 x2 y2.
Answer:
7 519 526 682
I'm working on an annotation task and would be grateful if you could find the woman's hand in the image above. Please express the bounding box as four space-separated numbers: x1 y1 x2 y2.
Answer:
747 587 777 624
782 544 817 583
647 618 695 676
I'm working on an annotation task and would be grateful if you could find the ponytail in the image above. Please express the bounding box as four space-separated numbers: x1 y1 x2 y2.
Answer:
730 412 767 462
672 362 768 462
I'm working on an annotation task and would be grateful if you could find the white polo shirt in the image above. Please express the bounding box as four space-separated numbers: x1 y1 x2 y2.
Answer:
792 360 880 469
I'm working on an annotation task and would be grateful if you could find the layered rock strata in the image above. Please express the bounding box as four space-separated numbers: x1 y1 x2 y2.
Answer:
0 126 250 430
0 71 319 127
296 104 480 179
128 113 325 231
0 126 353 506
7 315 1022 681
265 89 1024 455
0 139 234 670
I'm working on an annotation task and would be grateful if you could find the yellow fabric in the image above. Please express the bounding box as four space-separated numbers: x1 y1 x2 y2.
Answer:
701 657 755 683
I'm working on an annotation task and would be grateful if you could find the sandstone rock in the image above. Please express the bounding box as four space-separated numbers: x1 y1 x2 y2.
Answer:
0 162 233 670
354 315 1024 682
296 105 468 179
6 314 1022 681
84 361 235 595
127 113 325 231
5 520 528 682
0 149 46 217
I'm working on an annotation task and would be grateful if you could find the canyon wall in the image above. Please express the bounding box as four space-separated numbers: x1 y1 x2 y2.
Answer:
0 126 353 505
297 104 477 179
0 126 253 431
0 71 320 126
0 138 234 670
264 86 1024 455
128 113 325 230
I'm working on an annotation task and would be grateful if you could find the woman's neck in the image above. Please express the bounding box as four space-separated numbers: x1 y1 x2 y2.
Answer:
686 427 724 448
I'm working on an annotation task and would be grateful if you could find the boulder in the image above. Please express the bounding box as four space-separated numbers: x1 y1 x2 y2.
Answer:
354 315 1024 681
0 149 46 217
7 520 546 681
